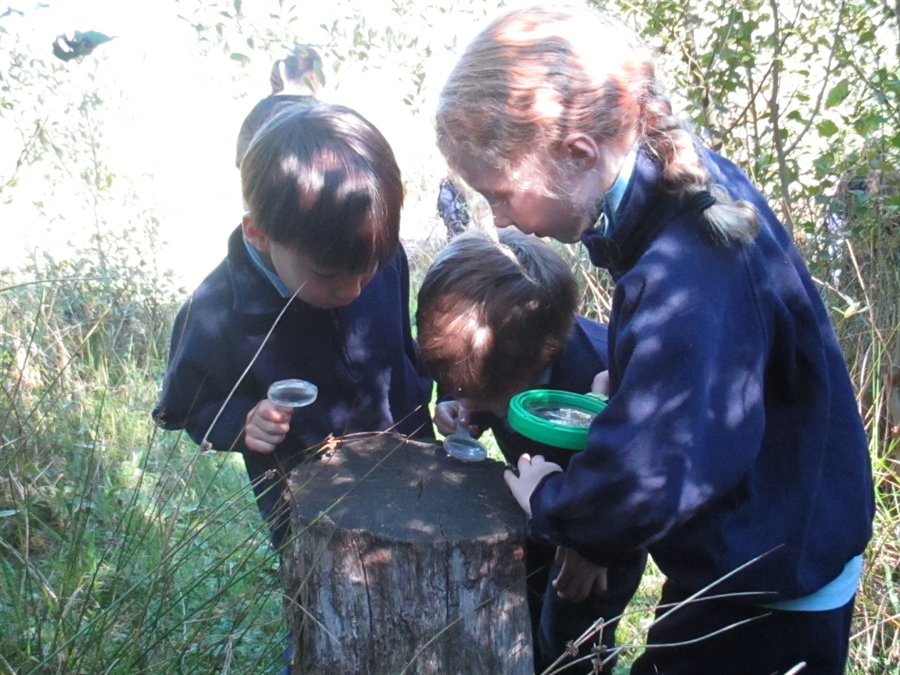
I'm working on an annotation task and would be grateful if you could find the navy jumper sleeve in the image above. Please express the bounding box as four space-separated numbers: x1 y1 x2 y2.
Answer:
154 260 258 454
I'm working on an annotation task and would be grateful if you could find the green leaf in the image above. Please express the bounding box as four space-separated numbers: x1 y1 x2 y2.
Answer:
230 52 250 64
817 119 839 137
834 300 866 318
313 61 326 86
825 79 850 109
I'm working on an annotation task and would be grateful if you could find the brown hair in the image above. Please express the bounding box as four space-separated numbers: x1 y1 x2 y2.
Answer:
436 4 758 244
241 103 402 272
416 229 578 402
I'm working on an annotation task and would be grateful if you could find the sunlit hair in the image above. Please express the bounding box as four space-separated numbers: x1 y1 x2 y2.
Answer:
241 103 402 272
436 4 758 244
416 229 578 402
270 44 322 94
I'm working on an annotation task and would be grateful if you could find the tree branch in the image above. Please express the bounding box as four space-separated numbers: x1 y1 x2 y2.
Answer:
766 0 796 233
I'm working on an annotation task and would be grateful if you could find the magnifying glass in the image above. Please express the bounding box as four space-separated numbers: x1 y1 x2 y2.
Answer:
443 421 488 462
507 389 607 451
267 379 318 408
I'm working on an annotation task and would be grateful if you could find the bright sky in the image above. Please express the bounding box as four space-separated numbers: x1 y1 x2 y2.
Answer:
0 0 492 289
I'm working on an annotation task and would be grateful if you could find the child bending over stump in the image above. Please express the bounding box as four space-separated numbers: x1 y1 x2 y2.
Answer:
154 102 434 552
417 228 645 673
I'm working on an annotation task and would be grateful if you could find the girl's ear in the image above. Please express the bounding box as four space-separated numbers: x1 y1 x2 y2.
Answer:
242 213 270 253
562 133 600 172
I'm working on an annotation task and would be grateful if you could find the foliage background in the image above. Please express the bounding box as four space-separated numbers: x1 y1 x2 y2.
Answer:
1 0 898 673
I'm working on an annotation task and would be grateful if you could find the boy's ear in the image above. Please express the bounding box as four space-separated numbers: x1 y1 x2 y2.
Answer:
562 133 600 171
242 213 270 253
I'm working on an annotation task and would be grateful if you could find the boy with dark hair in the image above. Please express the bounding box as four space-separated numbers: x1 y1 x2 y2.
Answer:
155 103 434 552
416 229 645 673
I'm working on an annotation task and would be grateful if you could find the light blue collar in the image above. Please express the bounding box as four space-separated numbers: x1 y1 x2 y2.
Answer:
243 234 293 298
600 144 639 235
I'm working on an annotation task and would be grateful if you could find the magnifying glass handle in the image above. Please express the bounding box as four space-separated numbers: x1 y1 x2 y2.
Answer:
455 420 473 438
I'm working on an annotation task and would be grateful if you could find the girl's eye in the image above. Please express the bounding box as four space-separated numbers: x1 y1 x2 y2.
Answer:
485 194 507 207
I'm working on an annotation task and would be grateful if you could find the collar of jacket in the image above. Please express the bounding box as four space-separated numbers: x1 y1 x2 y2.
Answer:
224 225 321 317
580 150 669 275
581 150 724 277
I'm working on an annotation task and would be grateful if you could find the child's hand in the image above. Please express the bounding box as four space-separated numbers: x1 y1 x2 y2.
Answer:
244 399 292 453
591 370 610 397
434 400 478 437
552 547 608 603
503 454 563 516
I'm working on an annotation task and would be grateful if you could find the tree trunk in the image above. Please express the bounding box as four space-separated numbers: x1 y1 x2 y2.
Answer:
282 432 533 674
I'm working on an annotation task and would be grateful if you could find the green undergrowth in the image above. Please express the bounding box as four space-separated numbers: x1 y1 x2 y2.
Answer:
1 269 284 674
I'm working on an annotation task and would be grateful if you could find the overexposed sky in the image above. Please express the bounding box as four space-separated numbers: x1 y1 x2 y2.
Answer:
0 0 497 288
2 1 243 286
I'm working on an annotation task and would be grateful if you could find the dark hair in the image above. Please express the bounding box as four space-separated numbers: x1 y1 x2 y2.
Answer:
241 103 402 272
416 229 578 401
270 44 323 93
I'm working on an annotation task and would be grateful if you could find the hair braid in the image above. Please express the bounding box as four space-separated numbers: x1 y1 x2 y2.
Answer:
641 83 759 244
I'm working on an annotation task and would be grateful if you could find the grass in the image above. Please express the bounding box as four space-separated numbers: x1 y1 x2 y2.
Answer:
1 267 285 674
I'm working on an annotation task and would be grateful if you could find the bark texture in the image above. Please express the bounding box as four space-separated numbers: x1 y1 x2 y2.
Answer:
283 432 532 674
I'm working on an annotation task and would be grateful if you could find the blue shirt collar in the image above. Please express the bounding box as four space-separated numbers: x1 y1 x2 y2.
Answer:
596 144 639 236
242 233 293 298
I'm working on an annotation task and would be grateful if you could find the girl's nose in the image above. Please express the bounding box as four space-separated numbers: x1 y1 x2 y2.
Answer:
492 208 513 228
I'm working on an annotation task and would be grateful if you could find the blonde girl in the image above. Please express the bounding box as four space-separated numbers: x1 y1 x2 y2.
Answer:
436 5 874 673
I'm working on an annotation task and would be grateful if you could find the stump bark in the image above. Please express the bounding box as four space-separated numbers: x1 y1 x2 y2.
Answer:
282 432 532 674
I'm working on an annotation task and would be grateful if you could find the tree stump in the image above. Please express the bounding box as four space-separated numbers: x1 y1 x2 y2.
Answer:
282 432 532 674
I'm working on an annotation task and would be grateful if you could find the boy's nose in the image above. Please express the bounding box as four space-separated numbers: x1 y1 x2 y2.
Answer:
334 276 365 303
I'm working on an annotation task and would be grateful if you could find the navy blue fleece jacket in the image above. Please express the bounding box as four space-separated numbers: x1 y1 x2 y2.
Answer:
153 226 434 522
528 150 874 602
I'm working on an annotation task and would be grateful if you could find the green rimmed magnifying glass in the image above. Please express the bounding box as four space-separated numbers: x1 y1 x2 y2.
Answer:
507 389 608 451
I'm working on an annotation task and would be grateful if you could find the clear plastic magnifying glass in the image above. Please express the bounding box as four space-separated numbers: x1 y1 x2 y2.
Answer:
443 421 488 462
267 379 318 409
